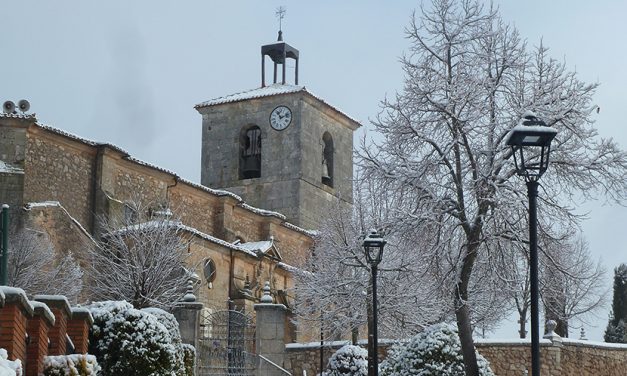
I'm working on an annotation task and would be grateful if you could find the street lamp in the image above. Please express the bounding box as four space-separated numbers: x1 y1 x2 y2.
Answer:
363 230 386 376
506 112 557 376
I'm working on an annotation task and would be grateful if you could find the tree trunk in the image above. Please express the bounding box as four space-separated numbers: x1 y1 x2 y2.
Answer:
455 238 481 376
518 307 528 339
455 298 479 376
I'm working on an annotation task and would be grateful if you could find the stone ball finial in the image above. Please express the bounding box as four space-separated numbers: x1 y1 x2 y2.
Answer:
546 319 557 334
580 327 587 340
183 279 197 302
260 281 273 303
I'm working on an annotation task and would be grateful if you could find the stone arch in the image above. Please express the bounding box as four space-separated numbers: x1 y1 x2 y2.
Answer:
239 125 262 179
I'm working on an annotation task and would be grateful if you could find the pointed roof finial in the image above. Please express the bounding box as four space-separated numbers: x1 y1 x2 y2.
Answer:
276 6 286 41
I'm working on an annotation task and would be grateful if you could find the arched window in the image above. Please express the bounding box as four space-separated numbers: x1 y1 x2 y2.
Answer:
239 126 261 179
322 132 334 187
203 258 217 289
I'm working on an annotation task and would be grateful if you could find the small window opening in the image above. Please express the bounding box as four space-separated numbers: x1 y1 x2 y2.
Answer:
240 126 261 179
322 132 334 187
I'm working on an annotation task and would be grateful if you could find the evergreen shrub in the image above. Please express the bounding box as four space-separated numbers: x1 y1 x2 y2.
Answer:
323 345 368 376
379 323 494 376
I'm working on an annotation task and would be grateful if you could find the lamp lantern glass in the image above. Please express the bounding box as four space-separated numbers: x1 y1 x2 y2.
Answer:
506 114 557 181
363 230 386 266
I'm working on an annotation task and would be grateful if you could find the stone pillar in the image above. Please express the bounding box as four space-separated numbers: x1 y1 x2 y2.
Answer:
173 280 203 347
0 287 34 362
67 307 93 354
542 320 563 376
34 295 71 356
254 282 287 376
26 302 55 376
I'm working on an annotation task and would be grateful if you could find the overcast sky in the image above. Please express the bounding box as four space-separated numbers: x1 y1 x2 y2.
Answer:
2 1 625 340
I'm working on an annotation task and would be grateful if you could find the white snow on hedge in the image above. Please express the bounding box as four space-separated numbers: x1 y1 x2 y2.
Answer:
42 354 100 375
88 301 192 375
0 349 22 376
323 345 368 376
380 323 494 376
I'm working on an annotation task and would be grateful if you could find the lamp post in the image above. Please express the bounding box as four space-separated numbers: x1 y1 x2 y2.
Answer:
363 230 386 376
506 112 557 376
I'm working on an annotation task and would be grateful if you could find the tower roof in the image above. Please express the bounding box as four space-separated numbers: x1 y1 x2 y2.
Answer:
194 84 361 128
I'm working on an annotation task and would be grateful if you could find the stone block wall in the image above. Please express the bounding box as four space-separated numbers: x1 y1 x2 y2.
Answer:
0 174 24 217
475 339 627 376
24 130 95 231
284 338 627 376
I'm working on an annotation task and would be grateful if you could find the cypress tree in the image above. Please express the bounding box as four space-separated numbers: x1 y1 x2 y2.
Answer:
604 264 627 343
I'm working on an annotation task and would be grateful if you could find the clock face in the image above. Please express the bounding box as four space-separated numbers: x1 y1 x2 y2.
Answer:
269 105 292 131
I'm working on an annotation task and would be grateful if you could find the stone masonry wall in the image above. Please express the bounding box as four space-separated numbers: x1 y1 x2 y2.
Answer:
24 131 95 231
475 339 627 376
0 173 24 215
285 339 627 376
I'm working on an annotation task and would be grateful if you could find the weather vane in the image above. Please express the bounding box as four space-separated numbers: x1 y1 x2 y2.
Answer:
276 6 286 31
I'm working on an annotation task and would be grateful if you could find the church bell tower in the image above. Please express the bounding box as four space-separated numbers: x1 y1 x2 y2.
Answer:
195 31 360 230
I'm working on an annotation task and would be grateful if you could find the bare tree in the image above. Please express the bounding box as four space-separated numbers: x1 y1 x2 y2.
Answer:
541 234 607 337
8 227 83 303
293 179 447 344
86 202 192 310
358 1 626 374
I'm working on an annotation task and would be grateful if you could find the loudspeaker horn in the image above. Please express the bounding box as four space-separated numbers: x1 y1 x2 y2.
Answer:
17 99 30 113
2 101 15 114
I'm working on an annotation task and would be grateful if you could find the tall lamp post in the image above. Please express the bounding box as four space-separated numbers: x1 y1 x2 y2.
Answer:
506 112 557 376
363 230 386 376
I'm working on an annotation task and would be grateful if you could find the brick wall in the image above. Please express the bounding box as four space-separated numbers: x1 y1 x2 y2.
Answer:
0 288 93 376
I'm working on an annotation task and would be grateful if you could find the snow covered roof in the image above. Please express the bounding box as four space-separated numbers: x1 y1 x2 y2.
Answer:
0 112 36 120
110 220 301 271
195 84 362 126
0 160 24 174
195 84 305 107
236 240 274 253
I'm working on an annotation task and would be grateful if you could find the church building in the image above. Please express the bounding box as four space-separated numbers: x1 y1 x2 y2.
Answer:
0 32 360 344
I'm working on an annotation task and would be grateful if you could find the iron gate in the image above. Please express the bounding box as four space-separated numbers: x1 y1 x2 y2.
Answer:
197 309 256 376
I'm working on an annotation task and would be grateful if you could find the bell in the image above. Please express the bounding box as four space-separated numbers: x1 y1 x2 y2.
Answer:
322 159 330 180
242 156 261 178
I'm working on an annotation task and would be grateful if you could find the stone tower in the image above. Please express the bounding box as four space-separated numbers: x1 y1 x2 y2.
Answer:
196 33 360 230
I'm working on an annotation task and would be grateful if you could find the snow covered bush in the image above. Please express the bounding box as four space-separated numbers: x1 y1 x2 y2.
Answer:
42 354 100 376
379 323 494 376
0 349 22 376
323 345 368 376
181 344 196 376
87 301 179 376
141 307 188 375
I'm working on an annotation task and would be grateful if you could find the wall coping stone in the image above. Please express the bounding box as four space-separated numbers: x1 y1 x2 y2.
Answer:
475 338 553 346
0 286 34 316
561 338 627 349
31 301 55 326
33 295 72 317
70 307 94 324
254 303 287 311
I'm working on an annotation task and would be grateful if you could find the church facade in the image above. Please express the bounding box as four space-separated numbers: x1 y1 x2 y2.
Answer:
0 34 359 345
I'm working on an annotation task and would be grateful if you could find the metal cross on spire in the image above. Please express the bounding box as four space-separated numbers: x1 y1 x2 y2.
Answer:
276 6 286 31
